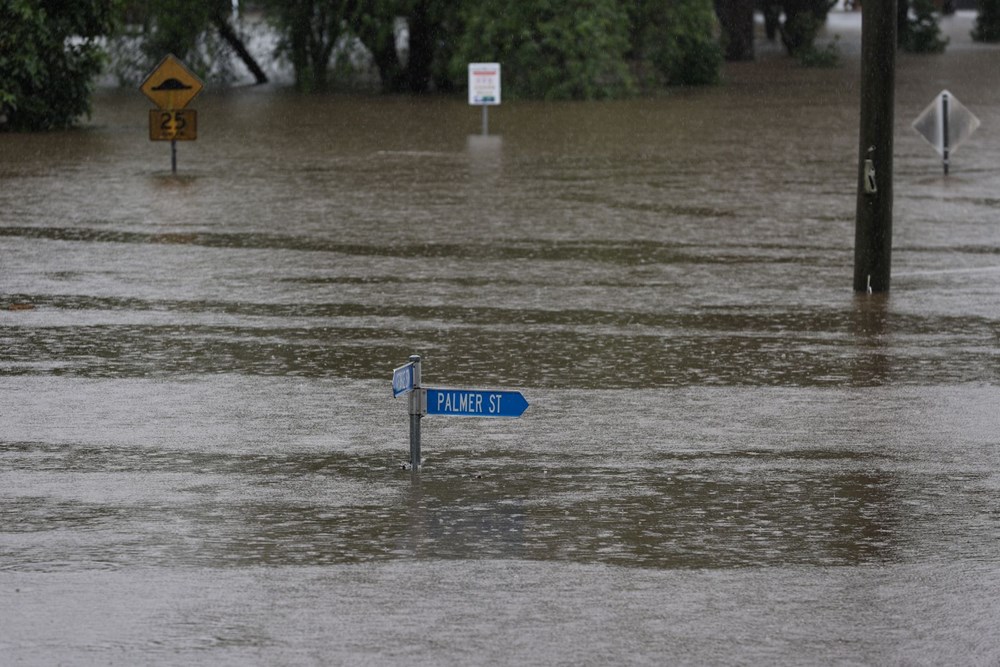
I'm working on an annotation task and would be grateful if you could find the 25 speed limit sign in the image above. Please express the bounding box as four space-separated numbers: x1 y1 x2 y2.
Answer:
149 109 197 141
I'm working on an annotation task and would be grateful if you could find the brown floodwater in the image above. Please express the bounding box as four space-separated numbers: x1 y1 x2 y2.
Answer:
2 12 1000 665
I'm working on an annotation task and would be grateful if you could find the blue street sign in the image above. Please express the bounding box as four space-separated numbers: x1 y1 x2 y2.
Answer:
425 388 529 418
392 362 415 397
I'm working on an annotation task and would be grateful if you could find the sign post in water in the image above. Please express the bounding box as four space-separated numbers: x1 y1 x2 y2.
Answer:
912 90 980 176
468 63 501 136
140 54 204 174
392 355 528 470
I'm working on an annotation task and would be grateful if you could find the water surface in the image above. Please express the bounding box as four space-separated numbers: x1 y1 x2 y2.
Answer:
2 13 1000 665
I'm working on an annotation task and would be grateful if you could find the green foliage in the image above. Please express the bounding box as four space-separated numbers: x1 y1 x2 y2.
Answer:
136 0 219 61
901 0 948 52
797 35 840 67
262 0 352 92
350 0 407 92
972 0 1000 41
450 0 634 100
107 0 234 85
0 0 120 131
779 0 836 56
631 0 722 86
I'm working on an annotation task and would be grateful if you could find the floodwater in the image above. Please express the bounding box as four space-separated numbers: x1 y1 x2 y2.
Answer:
3 12 1000 665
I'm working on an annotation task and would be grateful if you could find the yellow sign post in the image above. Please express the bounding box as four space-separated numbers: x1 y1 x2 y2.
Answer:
140 54 204 172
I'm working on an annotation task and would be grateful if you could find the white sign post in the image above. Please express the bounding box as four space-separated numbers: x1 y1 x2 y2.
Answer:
912 90 980 175
468 63 501 136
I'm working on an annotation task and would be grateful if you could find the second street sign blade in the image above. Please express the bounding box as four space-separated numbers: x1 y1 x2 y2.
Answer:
425 388 528 418
392 362 415 397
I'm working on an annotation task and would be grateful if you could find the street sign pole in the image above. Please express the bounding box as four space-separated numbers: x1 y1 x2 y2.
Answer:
392 354 529 471
171 139 177 174
942 92 950 176
407 355 422 470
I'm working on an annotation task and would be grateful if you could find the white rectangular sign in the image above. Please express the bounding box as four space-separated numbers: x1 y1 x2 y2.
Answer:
468 63 501 106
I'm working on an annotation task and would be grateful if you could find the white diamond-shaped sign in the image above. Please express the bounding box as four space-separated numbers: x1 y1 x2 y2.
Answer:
912 89 980 157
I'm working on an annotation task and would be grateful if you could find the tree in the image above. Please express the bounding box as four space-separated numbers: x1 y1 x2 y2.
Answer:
349 0 456 94
134 0 217 62
900 0 948 52
108 1 267 86
630 0 722 85
972 0 1000 41
715 0 756 60
450 0 633 100
349 0 407 92
0 0 120 131
717 0 839 61
213 11 268 84
265 0 351 92
779 0 837 56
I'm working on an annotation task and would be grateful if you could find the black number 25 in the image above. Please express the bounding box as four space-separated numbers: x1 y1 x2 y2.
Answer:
159 111 187 131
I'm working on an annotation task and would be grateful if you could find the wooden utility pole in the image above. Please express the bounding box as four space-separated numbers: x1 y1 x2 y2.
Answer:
853 0 898 294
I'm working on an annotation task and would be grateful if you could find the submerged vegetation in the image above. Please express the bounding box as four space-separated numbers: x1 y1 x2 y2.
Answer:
1 0 962 131
0 0 119 131
972 0 1000 40
902 0 949 53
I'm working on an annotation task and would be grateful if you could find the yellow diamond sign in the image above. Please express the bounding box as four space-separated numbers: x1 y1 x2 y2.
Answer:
140 54 204 110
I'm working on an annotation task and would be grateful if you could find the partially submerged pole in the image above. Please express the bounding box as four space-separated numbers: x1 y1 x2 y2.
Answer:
853 0 898 294
942 91 950 175
408 355 422 469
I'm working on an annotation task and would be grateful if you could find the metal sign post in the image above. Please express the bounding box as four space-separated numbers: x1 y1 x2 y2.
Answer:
393 355 425 469
942 92 950 175
407 355 422 470
392 355 528 470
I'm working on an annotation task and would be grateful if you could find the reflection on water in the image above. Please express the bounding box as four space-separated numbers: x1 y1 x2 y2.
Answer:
3 13 1000 663
0 443 905 569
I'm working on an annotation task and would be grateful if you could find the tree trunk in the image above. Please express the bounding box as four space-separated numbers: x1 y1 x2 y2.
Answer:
213 13 268 84
373 43 406 93
353 7 407 93
406 1 434 92
716 0 755 61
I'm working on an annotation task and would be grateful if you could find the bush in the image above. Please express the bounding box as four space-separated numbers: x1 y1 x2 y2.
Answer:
641 0 723 86
779 0 836 56
451 0 633 100
0 0 119 131
798 35 840 67
972 0 1000 41
901 0 948 52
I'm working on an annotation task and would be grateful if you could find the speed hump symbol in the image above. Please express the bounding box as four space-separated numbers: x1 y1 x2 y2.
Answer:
140 54 204 110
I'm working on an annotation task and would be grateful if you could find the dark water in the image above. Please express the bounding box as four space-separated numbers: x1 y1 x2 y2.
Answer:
3 13 1000 665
